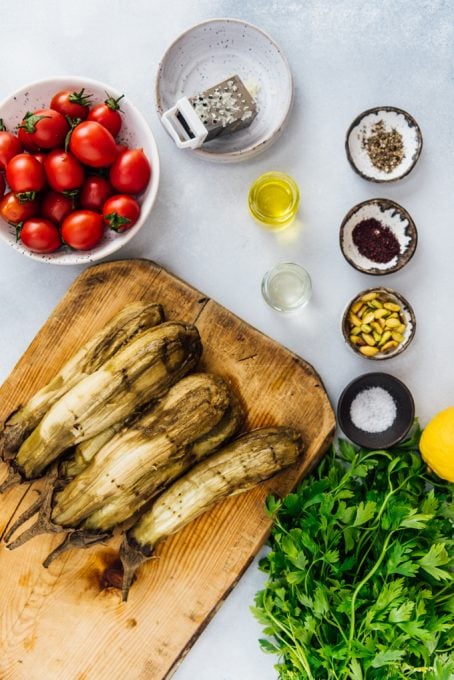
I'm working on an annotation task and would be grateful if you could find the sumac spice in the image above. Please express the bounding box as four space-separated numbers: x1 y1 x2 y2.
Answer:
352 218 400 263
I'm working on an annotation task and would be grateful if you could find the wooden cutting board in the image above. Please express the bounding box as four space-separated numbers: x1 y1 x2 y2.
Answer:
0 259 335 680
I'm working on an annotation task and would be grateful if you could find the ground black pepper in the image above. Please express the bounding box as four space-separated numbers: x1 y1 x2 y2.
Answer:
352 218 400 263
363 120 405 173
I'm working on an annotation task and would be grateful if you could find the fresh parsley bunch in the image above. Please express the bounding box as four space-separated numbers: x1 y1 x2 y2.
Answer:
253 425 454 679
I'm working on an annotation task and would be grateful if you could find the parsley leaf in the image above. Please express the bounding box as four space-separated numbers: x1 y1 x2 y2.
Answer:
352 500 376 526
419 543 452 581
370 649 406 667
253 425 454 678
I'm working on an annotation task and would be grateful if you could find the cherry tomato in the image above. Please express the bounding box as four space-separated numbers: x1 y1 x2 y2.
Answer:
116 143 128 155
17 133 39 152
0 174 4 200
0 120 23 170
6 154 46 198
61 210 104 250
0 192 39 224
32 152 47 165
103 194 140 232
44 150 85 193
50 88 92 120
20 218 61 253
109 148 151 194
18 109 69 150
80 176 113 211
87 94 124 137
69 121 118 168
41 191 73 226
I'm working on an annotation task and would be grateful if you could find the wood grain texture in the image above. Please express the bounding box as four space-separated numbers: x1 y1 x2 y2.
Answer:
0 259 335 680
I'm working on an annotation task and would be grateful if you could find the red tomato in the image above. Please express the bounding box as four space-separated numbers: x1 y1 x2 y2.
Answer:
32 152 47 165
44 150 85 193
109 148 151 194
80 176 113 211
20 218 61 253
6 154 46 197
61 210 104 250
116 143 128 155
18 109 69 150
0 192 39 224
50 88 92 120
41 191 73 225
87 94 124 137
69 121 118 168
0 121 23 170
17 133 39 152
103 194 140 232
0 173 4 200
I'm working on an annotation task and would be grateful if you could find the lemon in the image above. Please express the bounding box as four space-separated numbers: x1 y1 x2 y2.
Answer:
420 407 454 482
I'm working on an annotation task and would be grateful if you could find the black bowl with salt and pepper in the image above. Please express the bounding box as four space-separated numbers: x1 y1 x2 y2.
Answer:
340 198 418 275
345 106 422 183
337 372 415 449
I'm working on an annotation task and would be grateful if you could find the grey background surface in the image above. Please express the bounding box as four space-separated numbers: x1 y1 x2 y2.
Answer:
0 1 453 678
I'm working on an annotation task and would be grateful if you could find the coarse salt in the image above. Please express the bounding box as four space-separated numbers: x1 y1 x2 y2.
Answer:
350 386 397 433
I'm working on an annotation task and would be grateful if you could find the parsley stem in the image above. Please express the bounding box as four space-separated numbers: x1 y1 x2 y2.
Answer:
348 530 395 644
261 594 315 679
325 613 349 645
354 467 416 575
303 556 323 593
286 616 315 679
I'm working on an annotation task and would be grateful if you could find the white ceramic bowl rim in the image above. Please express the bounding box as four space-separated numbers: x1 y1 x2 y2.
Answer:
0 76 160 265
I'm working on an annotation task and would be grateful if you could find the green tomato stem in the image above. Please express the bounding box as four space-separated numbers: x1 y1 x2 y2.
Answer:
19 112 51 133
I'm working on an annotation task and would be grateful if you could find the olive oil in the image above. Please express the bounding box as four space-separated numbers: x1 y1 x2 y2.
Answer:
248 172 300 229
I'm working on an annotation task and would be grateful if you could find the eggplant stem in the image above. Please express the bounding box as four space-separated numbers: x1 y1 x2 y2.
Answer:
43 530 110 568
6 469 64 550
0 411 26 462
0 467 22 493
119 535 149 602
3 491 44 542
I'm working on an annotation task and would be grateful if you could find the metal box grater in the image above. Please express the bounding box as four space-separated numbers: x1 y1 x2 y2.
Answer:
161 75 257 149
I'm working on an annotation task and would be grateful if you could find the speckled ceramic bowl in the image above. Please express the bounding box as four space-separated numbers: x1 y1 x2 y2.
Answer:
339 198 418 275
156 18 294 162
337 372 415 448
341 287 416 360
346 106 422 182
0 76 159 265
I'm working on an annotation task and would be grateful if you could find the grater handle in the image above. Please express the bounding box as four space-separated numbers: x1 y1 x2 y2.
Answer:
161 98 208 149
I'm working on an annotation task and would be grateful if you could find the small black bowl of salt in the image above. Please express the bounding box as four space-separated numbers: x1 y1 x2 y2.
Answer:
337 373 415 449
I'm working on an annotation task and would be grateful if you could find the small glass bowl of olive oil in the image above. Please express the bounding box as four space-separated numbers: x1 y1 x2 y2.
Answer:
248 172 300 230
261 263 312 312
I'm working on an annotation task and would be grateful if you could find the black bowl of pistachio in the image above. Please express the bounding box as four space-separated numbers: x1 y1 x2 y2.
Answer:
345 106 422 183
341 287 416 360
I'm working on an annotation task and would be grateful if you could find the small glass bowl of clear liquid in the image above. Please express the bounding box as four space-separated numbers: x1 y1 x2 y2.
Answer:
261 263 312 312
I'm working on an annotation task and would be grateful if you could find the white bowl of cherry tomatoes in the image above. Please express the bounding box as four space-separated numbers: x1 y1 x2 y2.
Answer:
0 76 159 264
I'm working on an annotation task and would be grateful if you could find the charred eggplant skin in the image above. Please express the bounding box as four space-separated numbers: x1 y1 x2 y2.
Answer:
0 302 164 462
82 391 244 532
51 373 235 528
6 375 244 564
119 426 304 600
14 321 202 480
